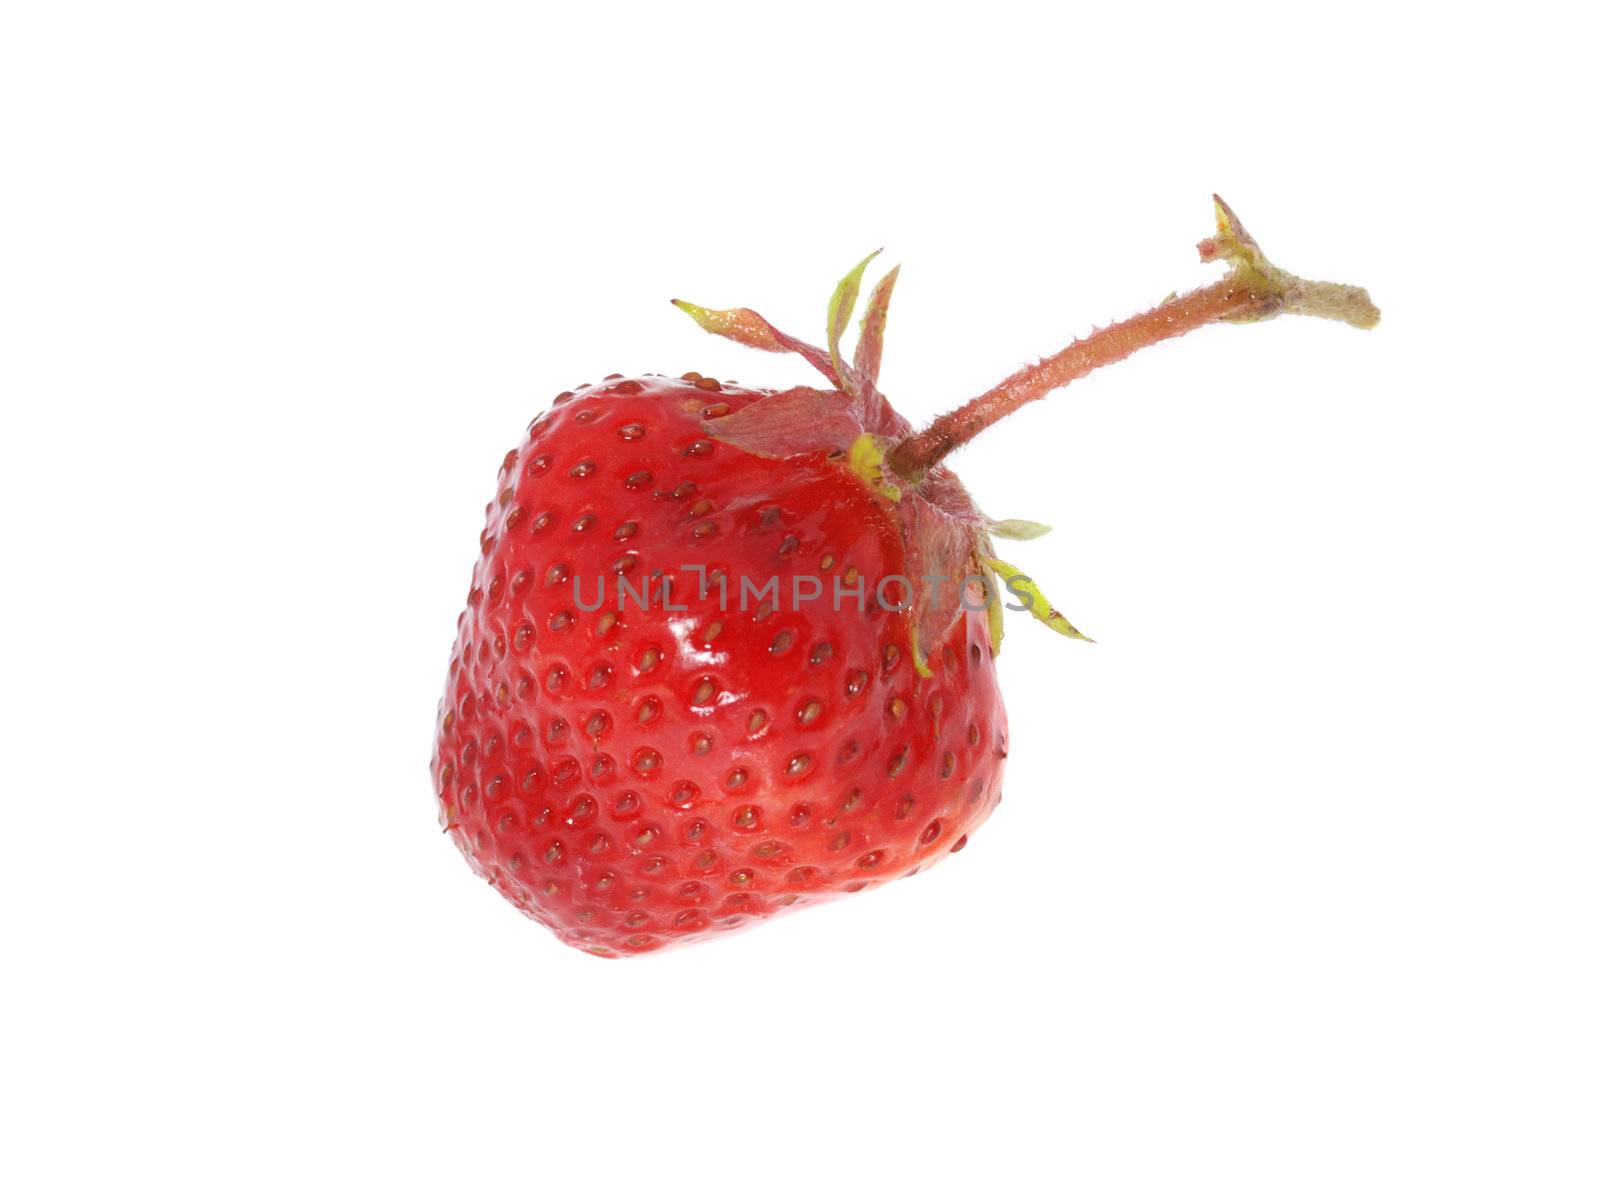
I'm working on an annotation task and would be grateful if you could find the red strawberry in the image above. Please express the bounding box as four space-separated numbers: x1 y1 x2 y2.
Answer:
433 198 1377 955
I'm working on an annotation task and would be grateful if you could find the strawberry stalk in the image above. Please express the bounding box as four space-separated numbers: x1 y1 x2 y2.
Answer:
886 196 1379 482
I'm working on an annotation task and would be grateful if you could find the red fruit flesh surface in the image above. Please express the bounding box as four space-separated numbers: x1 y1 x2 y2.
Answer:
433 375 1007 955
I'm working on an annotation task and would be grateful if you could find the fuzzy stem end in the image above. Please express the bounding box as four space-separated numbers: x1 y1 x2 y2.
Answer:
887 197 1378 482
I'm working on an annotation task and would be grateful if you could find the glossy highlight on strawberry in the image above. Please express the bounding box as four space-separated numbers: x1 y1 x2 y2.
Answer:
432 198 1378 955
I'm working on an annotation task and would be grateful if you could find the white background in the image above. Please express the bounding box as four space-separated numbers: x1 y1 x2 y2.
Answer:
4 3 1596 1174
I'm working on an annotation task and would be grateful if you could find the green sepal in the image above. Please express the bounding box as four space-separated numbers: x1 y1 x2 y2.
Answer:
987 518 1052 541
852 264 901 389
671 299 842 387
825 250 881 395
981 556 1092 642
983 564 1006 655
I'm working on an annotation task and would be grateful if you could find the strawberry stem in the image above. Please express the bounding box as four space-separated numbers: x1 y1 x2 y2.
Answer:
887 199 1378 482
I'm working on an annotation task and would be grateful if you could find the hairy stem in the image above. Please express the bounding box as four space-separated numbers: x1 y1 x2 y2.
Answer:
887 200 1378 482
888 280 1258 478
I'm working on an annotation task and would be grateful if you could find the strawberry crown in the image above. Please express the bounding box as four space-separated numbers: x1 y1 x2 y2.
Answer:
671 245 909 439
671 197 1378 664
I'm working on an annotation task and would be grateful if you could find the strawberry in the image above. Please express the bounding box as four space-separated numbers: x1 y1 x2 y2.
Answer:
433 198 1377 955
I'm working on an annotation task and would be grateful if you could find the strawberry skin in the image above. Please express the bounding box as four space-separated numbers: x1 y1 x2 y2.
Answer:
433 376 1007 955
